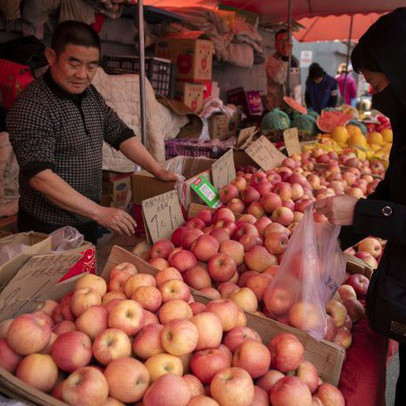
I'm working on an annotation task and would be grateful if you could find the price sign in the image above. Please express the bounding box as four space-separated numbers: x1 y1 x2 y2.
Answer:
237 126 257 148
283 128 301 156
211 149 236 189
142 190 184 244
245 135 286 171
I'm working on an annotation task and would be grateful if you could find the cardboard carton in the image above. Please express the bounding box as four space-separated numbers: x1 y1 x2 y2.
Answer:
155 33 213 81
102 172 132 210
174 82 204 113
131 155 215 209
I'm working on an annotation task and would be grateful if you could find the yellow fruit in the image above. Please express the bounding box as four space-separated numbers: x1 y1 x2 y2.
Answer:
346 125 362 137
381 128 393 143
367 132 384 146
368 143 381 152
331 126 349 145
348 132 368 148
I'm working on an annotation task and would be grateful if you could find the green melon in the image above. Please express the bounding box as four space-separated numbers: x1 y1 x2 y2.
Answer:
292 114 318 136
261 108 291 132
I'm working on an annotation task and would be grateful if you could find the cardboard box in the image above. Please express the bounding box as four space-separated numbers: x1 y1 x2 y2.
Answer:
102 172 132 210
131 156 214 209
175 82 204 113
156 33 213 81
208 114 231 140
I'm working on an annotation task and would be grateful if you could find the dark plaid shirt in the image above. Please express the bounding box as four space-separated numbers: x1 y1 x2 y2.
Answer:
6 69 135 225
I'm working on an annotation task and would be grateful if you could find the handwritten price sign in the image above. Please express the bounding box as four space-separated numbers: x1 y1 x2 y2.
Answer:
283 128 301 156
142 190 184 243
245 135 286 171
211 149 236 189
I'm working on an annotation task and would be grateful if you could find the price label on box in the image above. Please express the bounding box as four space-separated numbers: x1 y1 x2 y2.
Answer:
211 149 236 189
245 135 286 170
283 128 301 156
237 126 257 148
142 190 184 244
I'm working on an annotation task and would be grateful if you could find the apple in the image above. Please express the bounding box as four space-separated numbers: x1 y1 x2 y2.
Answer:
256 180 273 196
93 328 132 365
208 253 237 282
191 235 220 262
358 237 382 258
104 299 125 315
337 284 357 301
245 245 275 273
199 287 222 299
183 374 205 398
341 297 365 323
62 367 109 406
233 340 271 378
247 202 265 219
346 273 370 297
210 367 254 406
102 291 126 305
220 184 240 204
213 219 237 236
75 274 107 297
108 299 144 335
181 229 205 250
71 287 102 317
160 279 191 302
219 282 240 298
273 182 292 201
289 302 323 332
169 249 198 272
75 305 108 340
264 232 289 255
223 326 261 352
197 209 214 226
143 373 191 406
159 299 193 324
269 333 304 372
36 299 59 317
264 286 293 317
257 370 285 392
313 383 345 406
355 251 378 269
51 331 92 372
326 300 347 328
108 270 132 292
205 299 240 331
238 214 257 224
132 323 164 359
104 357 149 403
124 273 156 298
103 397 125 405
52 293 75 323
131 286 162 312
110 262 137 275
182 266 209 291
233 223 259 240
254 217 273 237
210 228 231 245
155 267 183 287
240 186 260 205
171 227 187 246
236 308 247 328
186 218 206 230
190 301 206 315
7 313 51 355
248 386 269 406
271 207 294 226
191 312 223 350
229 288 258 312
270 376 312 406
333 326 353 350
246 273 272 302
53 320 77 336
263 264 279 277
190 347 231 384
296 360 319 393
16 353 58 392
213 207 236 223
0 338 23 372
161 318 198 356
149 257 170 271
232 176 248 192
188 395 220 405
144 353 184 382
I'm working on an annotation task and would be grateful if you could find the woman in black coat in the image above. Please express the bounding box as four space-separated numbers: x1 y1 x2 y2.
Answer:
314 8 406 406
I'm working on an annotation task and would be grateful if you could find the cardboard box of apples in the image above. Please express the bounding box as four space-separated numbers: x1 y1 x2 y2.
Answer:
0 245 347 406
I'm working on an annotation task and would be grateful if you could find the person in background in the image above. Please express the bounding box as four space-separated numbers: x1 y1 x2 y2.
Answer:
6 21 176 245
265 29 301 111
336 63 358 106
314 8 406 405
305 63 338 113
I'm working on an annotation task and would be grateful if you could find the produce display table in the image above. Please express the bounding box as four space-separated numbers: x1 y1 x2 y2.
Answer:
339 315 390 406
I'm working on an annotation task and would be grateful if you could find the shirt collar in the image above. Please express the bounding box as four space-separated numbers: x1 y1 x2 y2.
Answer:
43 69 88 102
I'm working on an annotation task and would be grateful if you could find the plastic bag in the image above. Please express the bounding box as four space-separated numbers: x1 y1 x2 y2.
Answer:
264 205 346 340
0 243 29 266
49 226 84 252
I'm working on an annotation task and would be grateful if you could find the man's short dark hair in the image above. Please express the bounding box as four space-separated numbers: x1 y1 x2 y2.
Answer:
51 20 101 55
308 63 325 80
275 29 289 41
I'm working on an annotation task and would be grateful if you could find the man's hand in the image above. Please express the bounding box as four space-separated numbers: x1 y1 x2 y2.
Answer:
314 195 359 226
155 168 178 182
93 206 137 235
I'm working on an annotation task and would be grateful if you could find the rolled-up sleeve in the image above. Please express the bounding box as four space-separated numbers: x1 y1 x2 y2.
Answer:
6 99 56 180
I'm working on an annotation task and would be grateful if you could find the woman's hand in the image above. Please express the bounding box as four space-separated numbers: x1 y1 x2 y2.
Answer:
155 168 178 182
314 195 359 226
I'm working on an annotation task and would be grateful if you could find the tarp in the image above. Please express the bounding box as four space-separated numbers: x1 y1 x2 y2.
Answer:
144 0 405 24
294 13 384 42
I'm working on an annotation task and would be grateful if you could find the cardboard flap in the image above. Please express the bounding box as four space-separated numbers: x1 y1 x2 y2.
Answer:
0 252 81 320
245 136 286 170
211 149 236 189
283 128 302 156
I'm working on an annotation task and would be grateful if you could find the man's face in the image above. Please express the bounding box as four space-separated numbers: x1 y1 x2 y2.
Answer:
46 44 99 94
275 32 292 57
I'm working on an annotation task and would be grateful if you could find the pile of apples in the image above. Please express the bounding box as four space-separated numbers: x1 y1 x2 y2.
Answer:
0 270 346 406
345 236 385 271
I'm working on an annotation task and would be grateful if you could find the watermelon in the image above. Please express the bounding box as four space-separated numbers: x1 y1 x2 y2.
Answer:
317 110 353 133
283 96 307 114
292 114 318 137
308 111 319 120
261 108 291 132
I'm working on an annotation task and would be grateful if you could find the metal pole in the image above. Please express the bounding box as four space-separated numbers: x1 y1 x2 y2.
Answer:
138 0 147 146
287 0 292 95
343 14 354 105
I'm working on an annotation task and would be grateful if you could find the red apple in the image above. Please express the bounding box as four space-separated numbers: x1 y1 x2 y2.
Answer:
0 338 23 372
269 333 304 372
270 376 312 406
232 340 271 378
346 273 370 297
208 253 237 282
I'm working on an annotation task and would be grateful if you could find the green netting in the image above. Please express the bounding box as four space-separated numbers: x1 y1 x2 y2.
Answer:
261 108 291 132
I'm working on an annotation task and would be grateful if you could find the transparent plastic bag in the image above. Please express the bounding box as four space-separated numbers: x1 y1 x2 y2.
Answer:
49 226 84 252
0 243 29 266
264 204 346 340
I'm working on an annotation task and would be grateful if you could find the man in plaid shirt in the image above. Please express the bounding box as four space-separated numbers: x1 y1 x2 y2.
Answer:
6 21 176 244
